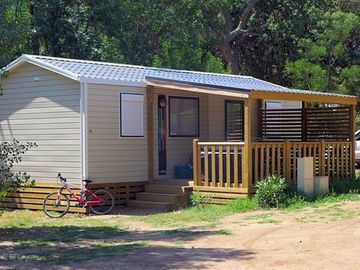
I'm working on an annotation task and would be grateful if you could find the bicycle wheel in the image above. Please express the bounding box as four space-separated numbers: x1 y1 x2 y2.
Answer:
43 192 70 218
88 189 115 215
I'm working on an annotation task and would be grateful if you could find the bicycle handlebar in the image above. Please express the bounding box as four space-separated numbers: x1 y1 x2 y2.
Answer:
57 173 67 182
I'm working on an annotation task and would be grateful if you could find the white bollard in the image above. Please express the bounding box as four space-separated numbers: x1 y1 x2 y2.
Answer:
297 157 314 194
314 176 329 193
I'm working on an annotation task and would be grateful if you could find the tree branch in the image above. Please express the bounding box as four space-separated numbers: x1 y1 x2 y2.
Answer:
229 0 261 41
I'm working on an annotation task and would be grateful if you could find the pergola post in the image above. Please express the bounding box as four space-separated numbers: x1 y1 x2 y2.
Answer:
350 104 356 178
242 97 252 192
147 86 155 183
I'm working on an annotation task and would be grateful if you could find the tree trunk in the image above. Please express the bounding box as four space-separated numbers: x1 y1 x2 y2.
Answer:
217 0 262 74
29 2 40 55
218 42 240 74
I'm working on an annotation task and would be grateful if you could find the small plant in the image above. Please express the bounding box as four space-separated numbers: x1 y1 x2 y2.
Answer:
190 189 212 208
254 175 288 208
0 139 37 198
330 178 360 194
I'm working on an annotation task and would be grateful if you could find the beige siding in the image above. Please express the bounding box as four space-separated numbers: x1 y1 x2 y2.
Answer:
151 89 207 179
87 84 148 183
0 63 81 183
87 83 260 182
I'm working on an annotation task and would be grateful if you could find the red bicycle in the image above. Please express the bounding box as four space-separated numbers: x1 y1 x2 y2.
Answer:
43 173 115 218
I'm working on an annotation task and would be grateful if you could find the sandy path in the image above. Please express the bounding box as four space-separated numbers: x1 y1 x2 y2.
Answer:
74 202 360 270
3 201 360 270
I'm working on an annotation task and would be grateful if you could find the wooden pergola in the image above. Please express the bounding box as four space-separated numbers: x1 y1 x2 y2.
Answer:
146 79 358 197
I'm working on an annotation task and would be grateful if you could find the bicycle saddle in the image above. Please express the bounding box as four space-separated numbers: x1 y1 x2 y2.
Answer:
82 177 93 184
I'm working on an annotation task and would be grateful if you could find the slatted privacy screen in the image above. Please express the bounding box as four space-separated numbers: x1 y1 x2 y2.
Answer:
261 108 302 141
261 106 351 141
252 141 352 186
305 106 351 141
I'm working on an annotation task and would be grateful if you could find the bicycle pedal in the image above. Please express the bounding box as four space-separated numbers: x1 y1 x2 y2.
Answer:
75 203 85 207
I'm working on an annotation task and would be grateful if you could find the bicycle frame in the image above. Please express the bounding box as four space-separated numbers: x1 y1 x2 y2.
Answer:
58 183 105 206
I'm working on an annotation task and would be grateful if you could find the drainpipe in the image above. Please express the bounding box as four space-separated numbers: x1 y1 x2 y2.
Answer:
80 82 88 183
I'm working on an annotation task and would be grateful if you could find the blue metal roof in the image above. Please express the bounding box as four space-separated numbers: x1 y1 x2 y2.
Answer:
4 55 356 99
30 55 288 91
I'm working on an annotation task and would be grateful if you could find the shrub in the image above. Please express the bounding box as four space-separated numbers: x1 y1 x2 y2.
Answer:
254 175 288 208
330 178 360 194
190 189 212 208
0 139 37 198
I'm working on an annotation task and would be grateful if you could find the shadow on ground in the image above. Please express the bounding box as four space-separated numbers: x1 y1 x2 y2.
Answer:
0 225 255 269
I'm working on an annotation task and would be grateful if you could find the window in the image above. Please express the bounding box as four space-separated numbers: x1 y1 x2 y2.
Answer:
225 100 244 141
356 131 360 141
120 93 144 137
169 97 199 137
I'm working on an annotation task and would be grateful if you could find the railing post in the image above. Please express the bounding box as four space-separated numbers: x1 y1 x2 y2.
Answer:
242 98 252 192
320 139 325 176
192 139 199 186
350 104 356 178
284 140 290 183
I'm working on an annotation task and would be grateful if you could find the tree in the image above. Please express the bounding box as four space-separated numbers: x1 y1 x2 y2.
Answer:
0 139 37 198
285 11 360 94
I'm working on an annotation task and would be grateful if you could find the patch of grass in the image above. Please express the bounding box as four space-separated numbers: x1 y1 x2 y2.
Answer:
226 198 258 213
174 240 188 246
137 198 258 228
136 204 228 228
0 209 133 265
216 229 233 235
1 241 148 264
257 219 281 224
330 178 360 194
284 192 359 211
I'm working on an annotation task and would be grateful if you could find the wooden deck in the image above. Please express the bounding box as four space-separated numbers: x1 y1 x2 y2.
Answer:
193 140 354 195
0 181 146 214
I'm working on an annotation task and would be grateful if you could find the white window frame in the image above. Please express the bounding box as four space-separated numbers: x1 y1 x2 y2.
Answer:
120 93 144 137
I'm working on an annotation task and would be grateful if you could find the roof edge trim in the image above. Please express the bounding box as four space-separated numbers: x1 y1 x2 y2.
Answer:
146 76 252 93
79 77 145 87
2 54 80 81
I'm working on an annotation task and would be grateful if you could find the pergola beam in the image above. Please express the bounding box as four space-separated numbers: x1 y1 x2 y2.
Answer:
251 91 358 105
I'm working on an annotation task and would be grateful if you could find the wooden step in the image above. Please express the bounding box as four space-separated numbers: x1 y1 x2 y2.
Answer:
127 200 175 210
145 184 192 194
136 192 189 204
154 179 194 186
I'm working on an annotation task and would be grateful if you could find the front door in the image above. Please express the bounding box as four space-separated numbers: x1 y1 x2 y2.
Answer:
158 95 167 175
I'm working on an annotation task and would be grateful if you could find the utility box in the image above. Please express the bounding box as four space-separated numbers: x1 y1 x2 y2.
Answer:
314 176 329 193
297 157 314 194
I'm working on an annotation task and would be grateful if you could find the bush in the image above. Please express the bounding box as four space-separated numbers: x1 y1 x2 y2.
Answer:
0 139 37 197
330 178 360 194
254 175 288 208
190 189 212 208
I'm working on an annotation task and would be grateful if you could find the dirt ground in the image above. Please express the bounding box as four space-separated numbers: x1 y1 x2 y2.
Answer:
3 201 360 270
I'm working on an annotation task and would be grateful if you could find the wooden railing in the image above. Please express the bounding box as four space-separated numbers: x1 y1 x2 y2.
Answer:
193 139 354 190
193 140 245 188
252 140 353 185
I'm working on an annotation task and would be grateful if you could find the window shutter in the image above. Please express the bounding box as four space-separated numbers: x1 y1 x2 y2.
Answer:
225 101 244 141
120 93 144 137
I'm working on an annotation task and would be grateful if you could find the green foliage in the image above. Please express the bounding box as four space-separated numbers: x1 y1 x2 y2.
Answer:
0 139 37 198
286 10 360 94
340 65 360 95
285 59 327 91
330 177 360 194
190 189 213 208
0 0 359 97
254 175 288 208
226 197 258 213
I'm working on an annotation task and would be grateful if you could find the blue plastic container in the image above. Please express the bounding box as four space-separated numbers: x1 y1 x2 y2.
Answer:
175 164 193 179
